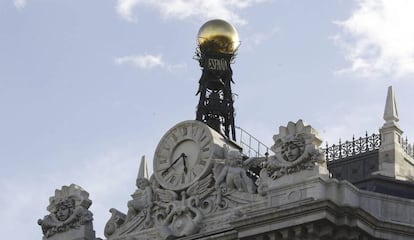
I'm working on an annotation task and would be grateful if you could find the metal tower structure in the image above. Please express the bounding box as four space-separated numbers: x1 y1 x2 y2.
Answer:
195 19 239 141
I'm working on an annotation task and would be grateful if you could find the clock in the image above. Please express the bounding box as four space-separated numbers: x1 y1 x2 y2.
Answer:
153 120 226 191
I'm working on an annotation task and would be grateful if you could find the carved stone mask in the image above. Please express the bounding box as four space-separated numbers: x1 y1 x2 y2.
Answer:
282 144 296 161
281 137 305 162
55 200 73 221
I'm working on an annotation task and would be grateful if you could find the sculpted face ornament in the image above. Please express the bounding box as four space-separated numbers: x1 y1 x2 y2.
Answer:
281 137 305 162
55 199 74 221
260 120 325 181
38 184 93 238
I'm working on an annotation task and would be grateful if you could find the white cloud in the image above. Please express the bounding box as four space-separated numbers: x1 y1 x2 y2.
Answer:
114 54 185 71
243 27 279 50
334 0 414 78
116 0 139 23
14 0 26 9
115 54 165 69
115 0 269 24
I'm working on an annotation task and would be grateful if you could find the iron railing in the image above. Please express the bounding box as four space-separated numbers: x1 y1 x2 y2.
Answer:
325 132 381 161
235 126 269 158
234 127 414 162
402 137 414 158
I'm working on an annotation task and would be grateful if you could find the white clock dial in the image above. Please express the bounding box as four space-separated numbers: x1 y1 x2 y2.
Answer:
153 120 224 190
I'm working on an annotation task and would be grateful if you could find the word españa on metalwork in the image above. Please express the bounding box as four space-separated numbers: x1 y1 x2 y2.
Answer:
207 58 228 71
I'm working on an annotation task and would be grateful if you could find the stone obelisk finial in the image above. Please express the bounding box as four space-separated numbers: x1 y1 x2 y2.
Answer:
376 86 414 180
383 86 400 127
138 155 149 180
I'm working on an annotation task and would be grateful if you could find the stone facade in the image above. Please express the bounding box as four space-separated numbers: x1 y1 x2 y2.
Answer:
38 87 414 240
99 117 414 240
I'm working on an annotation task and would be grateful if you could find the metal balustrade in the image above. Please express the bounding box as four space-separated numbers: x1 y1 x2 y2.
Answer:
325 132 381 161
235 126 269 158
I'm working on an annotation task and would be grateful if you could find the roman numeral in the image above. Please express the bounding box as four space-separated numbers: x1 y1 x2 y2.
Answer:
162 169 173 178
193 128 204 142
181 174 185 184
199 159 207 166
199 133 210 149
167 175 176 184
200 149 210 159
193 165 203 175
180 126 188 137
192 127 199 138
158 148 170 160
171 131 178 142
186 125 192 137
158 158 168 165
165 136 175 149
190 169 197 181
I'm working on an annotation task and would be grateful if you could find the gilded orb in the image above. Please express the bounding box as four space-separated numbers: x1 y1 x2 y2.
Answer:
197 19 240 54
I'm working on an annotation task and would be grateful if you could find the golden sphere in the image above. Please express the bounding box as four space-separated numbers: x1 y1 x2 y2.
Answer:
197 19 240 54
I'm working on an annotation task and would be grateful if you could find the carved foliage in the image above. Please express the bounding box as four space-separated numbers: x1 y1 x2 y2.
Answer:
105 169 261 240
38 184 93 238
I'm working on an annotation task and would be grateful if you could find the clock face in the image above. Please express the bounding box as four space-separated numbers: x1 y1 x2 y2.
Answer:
153 120 217 191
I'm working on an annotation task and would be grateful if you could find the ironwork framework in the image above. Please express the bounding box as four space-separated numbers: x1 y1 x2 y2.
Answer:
325 132 381 161
195 47 237 141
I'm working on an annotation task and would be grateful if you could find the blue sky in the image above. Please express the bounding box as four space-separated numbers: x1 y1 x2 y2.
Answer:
2 0 414 239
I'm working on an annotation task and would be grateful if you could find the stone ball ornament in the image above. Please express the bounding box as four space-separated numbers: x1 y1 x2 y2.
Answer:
197 19 240 54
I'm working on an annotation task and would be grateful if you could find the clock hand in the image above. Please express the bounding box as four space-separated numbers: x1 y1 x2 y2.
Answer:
182 154 188 174
161 153 185 176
